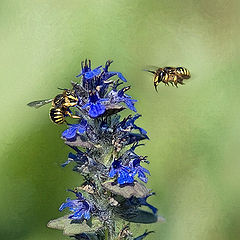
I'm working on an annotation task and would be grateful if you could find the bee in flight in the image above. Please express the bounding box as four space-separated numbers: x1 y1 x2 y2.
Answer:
27 89 80 124
145 66 191 91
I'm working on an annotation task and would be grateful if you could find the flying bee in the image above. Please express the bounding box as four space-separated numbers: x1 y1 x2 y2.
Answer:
145 66 191 91
27 89 80 124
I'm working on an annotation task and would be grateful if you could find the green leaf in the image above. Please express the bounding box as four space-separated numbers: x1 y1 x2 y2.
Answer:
103 104 126 117
119 209 165 224
63 136 95 149
102 181 150 198
47 215 103 236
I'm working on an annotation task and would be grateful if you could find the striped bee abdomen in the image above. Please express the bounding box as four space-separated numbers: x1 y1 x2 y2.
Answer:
175 67 191 79
49 107 65 124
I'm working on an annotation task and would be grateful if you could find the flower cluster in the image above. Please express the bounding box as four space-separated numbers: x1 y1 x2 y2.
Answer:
109 153 150 185
46 60 163 240
59 190 92 221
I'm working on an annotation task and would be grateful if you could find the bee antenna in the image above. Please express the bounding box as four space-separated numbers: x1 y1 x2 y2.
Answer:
57 87 67 91
143 69 156 74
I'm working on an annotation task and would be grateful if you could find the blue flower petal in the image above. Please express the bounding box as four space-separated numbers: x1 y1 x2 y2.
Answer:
108 71 127 82
101 72 115 81
82 102 90 109
125 99 137 112
109 167 117 178
137 170 148 183
76 73 83 77
118 168 134 184
62 126 78 140
59 198 74 211
134 230 154 240
77 122 87 134
145 203 158 214
116 72 127 82
68 152 77 160
136 126 147 135
140 167 150 175
84 211 91 220
84 66 102 79
89 102 106 118
70 210 84 219
61 159 73 167
59 192 92 221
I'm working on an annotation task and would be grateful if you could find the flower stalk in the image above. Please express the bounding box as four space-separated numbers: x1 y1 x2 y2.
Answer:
41 59 164 239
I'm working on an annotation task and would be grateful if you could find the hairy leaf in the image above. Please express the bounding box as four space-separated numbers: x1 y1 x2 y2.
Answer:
102 181 150 198
47 215 103 236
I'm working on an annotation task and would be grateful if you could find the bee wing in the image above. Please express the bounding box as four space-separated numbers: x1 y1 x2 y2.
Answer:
27 98 53 109
143 65 159 73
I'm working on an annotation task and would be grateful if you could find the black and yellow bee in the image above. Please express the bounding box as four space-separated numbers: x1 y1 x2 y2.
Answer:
145 66 191 91
27 89 79 124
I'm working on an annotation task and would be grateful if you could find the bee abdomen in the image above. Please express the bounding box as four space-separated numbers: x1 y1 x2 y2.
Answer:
176 67 191 79
49 107 65 124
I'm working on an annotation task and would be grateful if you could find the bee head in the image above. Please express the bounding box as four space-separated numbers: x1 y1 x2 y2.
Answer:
62 89 78 105
66 89 75 95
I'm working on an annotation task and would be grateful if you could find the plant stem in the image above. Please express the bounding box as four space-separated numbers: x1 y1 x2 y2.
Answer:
105 228 109 240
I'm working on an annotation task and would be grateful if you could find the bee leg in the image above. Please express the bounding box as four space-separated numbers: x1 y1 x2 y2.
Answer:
66 111 81 119
71 115 81 119
170 82 174 86
178 79 184 85
173 79 178 88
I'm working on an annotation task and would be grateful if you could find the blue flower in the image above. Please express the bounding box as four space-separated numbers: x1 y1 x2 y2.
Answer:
82 91 107 118
108 87 137 112
129 114 147 135
101 60 127 82
61 149 88 167
117 87 137 111
120 114 147 135
59 191 91 220
109 160 135 185
136 193 158 214
122 132 149 145
134 230 155 240
130 157 150 183
62 119 88 140
76 66 102 80
75 60 103 91
76 59 94 78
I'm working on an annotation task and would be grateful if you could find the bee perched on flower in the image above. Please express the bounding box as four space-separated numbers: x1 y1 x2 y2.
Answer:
28 59 165 239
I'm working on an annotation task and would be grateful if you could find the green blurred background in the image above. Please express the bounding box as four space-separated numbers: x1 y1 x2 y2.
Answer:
1 0 240 239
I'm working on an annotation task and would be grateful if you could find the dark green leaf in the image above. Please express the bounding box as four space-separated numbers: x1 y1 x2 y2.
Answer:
120 209 165 224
